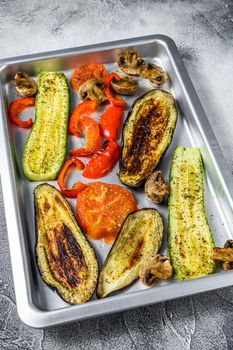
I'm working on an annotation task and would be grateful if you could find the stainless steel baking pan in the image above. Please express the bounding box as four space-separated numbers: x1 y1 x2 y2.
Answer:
1 34 233 328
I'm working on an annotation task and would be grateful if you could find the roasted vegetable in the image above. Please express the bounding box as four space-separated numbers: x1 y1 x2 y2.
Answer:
145 170 169 204
34 184 98 304
76 182 137 243
118 50 145 75
83 140 120 179
8 97 35 128
139 63 168 87
104 73 125 108
12 71 37 97
212 240 233 271
70 64 108 92
168 147 216 280
99 105 124 141
57 158 86 198
22 72 70 181
119 89 177 187
70 116 101 157
78 78 106 104
97 208 163 298
110 76 138 95
139 255 173 286
68 100 97 138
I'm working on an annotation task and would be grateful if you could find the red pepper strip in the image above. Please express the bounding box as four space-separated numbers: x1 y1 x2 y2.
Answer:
99 105 124 141
9 97 35 128
58 158 86 198
70 116 101 157
68 100 97 137
83 140 120 179
104 73 125 108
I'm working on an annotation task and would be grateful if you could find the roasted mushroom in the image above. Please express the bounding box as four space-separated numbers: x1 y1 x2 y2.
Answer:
12 71 37 97
212 240 233 271
78 78 106 104
145 170 170 204
118 50 145 75
110 76 138 95
139 255 173 286
140 63 168 87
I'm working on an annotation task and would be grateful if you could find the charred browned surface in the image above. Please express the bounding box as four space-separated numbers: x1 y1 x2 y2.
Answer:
46 224 86 289
122 99 168 175
43 201 50 212
55 195 65 208
128 238 144 268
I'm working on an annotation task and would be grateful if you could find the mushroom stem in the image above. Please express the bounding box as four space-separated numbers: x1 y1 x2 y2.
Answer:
139 255 173 287
212 248 233 261
145 170 170 204
212 240 233 271
78 78 105 104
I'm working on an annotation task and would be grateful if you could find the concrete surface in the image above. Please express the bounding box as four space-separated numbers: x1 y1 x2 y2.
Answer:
0 0 233 349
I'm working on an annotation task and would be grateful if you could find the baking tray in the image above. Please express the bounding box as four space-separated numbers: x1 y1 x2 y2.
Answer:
1 34 233 328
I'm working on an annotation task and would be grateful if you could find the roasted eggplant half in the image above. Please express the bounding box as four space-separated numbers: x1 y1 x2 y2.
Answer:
34 183 98 304
97 208 163 298
119 89 177 187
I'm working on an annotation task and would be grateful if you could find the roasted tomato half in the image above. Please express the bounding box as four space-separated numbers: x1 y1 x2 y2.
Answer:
76 182 137 243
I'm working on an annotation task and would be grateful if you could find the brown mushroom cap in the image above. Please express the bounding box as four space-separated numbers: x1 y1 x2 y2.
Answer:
110 76 138 95
118 50 145 75
212 240 233 271
78 78 106 104
12 71 37 97
145 170 170 204
140 63 168 87
139 255 173 286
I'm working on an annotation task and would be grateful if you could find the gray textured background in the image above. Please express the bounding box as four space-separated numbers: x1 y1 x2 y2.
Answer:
1 0 233 349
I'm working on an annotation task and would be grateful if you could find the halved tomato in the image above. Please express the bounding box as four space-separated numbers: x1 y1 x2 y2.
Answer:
70 64 108 92
76 182 137 243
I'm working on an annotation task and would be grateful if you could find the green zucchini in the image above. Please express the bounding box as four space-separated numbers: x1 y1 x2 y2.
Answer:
34 183 98 304
97 208 163 298
168 146 215 280
22 72 70 181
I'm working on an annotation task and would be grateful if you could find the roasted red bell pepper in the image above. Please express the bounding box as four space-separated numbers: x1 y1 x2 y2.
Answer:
70 116 101 157
82 140 120 179
58 158 86 198
9 97 35 128
68 100 97 137
104 73 125 108
99 105 124 141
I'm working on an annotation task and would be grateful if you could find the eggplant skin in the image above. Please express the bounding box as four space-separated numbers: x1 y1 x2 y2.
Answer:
34 184 98 304
97 208 163 298
119 89 177 187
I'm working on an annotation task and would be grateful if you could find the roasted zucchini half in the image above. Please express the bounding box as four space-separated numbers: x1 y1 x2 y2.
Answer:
168 147 216 280
97 208 163 298
23 72 70 181
119 89 177 187
34 184 98 304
